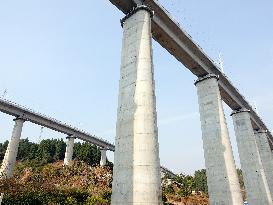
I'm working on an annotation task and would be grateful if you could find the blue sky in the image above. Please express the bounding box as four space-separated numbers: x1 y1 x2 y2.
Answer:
0 0 272 174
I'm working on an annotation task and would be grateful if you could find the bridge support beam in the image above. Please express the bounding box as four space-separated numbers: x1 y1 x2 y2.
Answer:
111 6 161 205
231 109 273 205
64 136 75 166
100 148 107 166
195 74 243 205
254 130 273 198
0 118 24 179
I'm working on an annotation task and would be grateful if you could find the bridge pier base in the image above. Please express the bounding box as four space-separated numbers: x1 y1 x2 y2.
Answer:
195 74 243 205
0 118 24 179
0 193 3 203
64 136 75 166
111 6 162 205
254 130 273 198
100 148 107 166
231 109 273 205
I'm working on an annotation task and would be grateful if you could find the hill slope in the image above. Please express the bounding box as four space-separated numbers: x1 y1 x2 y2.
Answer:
0 161 210 205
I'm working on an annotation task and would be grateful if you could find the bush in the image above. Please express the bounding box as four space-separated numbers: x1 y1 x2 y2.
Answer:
85 196 108 205
0 161 113 205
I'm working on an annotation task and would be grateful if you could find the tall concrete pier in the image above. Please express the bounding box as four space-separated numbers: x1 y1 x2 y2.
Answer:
100 148 107 166
0 118 24 205
195 74 243 205
232 109 273 205
64 136 75 166
254 130 273 197
111 6 162 205
0 118 24 179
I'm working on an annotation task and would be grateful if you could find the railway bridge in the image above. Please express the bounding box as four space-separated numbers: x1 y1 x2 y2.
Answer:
1 1 273 204
109 1 273 205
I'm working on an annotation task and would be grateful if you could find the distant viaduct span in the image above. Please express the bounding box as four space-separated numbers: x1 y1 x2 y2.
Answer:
0 98 115 151
1 1 273 205
0 97 175 173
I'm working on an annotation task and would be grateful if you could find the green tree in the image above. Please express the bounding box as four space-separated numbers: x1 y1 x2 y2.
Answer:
53 139 66 161
174 173 195 197
17 138 38 161
35 139 66 163
0 140 8 162
73 142 100 166
194 169 208 195
1 138 102 166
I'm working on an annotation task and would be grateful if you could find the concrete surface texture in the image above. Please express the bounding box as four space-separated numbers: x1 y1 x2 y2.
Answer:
100 149 107 166
111 6 162 205
232 110 273 205
254 130 273 198
0 193 3 204
64 136 75 166
0 118 24 179
195 74 243 205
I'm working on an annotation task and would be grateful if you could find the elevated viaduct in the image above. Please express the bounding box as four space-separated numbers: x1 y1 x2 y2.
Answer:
109 1 273 204
1 1 273 204
109 0 273 145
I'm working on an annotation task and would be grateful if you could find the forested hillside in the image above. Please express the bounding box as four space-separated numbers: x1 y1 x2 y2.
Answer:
1 161 210 205
0 138 103 166
0 139 245 204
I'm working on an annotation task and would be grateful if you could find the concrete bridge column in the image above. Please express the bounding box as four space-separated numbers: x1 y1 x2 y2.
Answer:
0 118 24 179
0 193 3 204
100 148 107 166
195 74 243 205
111 5 162 205
64 135 75 166
254 130 273 198
0 118 24 205
231 109 273 205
